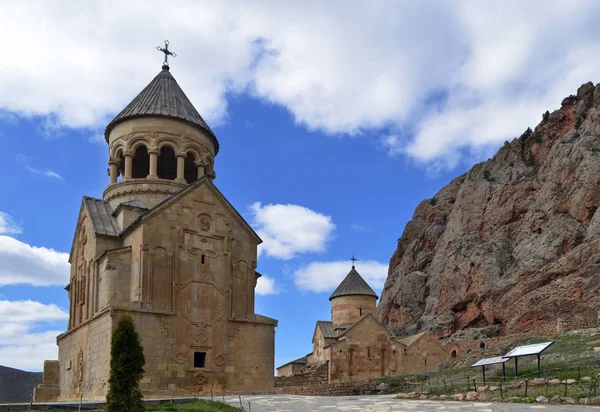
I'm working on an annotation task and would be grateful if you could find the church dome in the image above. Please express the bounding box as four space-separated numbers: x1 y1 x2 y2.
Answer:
329 266 378 301
104 65 219 154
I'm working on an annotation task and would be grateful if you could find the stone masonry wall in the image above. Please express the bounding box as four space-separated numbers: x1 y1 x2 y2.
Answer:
274 361 377 396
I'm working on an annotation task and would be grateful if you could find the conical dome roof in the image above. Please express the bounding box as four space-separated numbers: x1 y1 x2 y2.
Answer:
104 65 218 153
329 266 378 301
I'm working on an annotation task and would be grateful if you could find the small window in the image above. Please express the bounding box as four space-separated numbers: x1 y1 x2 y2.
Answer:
367 347 371 358
424 358 427 366
201 254 205 264
359 308 362 316
194 352 206 368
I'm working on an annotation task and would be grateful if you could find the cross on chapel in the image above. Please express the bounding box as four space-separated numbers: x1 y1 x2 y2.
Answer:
350 255 358 268
156 40 177 66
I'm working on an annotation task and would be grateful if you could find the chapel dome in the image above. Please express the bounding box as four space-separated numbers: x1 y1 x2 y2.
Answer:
104 64 219 154
329 266 378 301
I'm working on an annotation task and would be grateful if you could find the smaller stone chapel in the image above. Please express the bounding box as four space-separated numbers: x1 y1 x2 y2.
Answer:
34 46 277 401
277 264 448 383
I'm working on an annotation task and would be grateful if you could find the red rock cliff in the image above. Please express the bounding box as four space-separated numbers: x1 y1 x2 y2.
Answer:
378 82 600 337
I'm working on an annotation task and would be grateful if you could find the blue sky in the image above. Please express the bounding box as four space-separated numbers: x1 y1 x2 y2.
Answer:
2 0 600 371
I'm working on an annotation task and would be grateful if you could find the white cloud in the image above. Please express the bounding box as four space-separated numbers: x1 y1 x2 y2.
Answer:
255 275 277 296
294 260 389 294
0 236 70 287
25 165 64 181
1 1 600 169
0 212 22 235
250 202 335 260
0 300 68 371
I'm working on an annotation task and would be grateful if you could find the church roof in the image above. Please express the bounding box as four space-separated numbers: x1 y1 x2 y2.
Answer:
83 197 121 237
276 356 308 370
397 332 426 347
104 65 219 153
316 321 337 339
329 266 378 301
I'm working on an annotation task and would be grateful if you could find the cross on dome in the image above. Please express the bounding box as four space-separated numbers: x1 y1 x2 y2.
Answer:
156 40 177 68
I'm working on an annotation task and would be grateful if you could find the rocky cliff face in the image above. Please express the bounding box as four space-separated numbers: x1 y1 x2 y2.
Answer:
378 82 600 338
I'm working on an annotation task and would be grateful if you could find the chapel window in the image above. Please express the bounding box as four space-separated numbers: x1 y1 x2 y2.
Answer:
367 347 371 358
194 352 206 368
359 307 362 316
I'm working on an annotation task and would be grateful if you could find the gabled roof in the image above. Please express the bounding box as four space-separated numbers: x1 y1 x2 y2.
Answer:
104 65 218 153
397 332 426 347
329 266 378 301
338 313 394 339
84 197 121 236
121 176 262 244
314 321 337 340
69 197 122 262
276 356 308 370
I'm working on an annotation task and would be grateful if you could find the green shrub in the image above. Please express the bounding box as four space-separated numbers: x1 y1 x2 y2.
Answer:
106 313 145 412
542 111 550 121
519 128 532 141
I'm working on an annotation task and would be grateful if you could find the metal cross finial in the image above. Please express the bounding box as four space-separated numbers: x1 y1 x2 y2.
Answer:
156 40 177 67
350 255 358 268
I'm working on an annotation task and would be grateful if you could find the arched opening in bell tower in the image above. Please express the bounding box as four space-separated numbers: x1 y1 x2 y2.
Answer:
184 151 197 184
115 149 125 182
158 146 177 180
132 145 150 178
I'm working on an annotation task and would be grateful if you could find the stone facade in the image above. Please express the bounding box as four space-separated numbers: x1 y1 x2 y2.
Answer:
34 65 277 401
278 266 448 383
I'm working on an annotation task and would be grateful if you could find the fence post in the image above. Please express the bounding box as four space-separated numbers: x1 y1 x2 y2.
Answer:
78 391 83 412
472 378 477 391
524 379 528 398
545 380 549 398
27 400 32 412
211 389 214 401
222 391 225 403
239 395 243 409
248 401 252 412
578 366 581 381
443 379 447 392
466 377 471 391
451 380 454 394
564 380 568 397
500 380 503 400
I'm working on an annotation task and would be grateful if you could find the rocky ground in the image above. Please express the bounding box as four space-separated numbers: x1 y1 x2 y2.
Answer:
378 81 600 338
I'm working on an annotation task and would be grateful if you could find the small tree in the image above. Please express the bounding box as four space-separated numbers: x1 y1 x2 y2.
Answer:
106 313 145 412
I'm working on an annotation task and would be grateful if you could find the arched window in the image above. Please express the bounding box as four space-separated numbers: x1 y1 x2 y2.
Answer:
132 145 149 179
116 149 125 182
184 151 197 184
158 146 177 180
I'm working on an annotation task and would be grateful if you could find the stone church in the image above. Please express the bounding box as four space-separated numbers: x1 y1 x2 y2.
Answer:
34 59 277 401
277 265 447 383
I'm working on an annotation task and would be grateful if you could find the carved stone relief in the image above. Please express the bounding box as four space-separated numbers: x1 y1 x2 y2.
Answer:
175 351 187 365
191 371 208 385
214 354 225 367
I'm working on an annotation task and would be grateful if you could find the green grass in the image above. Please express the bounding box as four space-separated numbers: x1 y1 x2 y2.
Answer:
378 330 600 402
145 399 241 411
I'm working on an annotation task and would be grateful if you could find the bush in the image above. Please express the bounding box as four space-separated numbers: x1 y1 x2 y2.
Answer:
519 128 532 141
106 313 145 412
542 111 550 121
